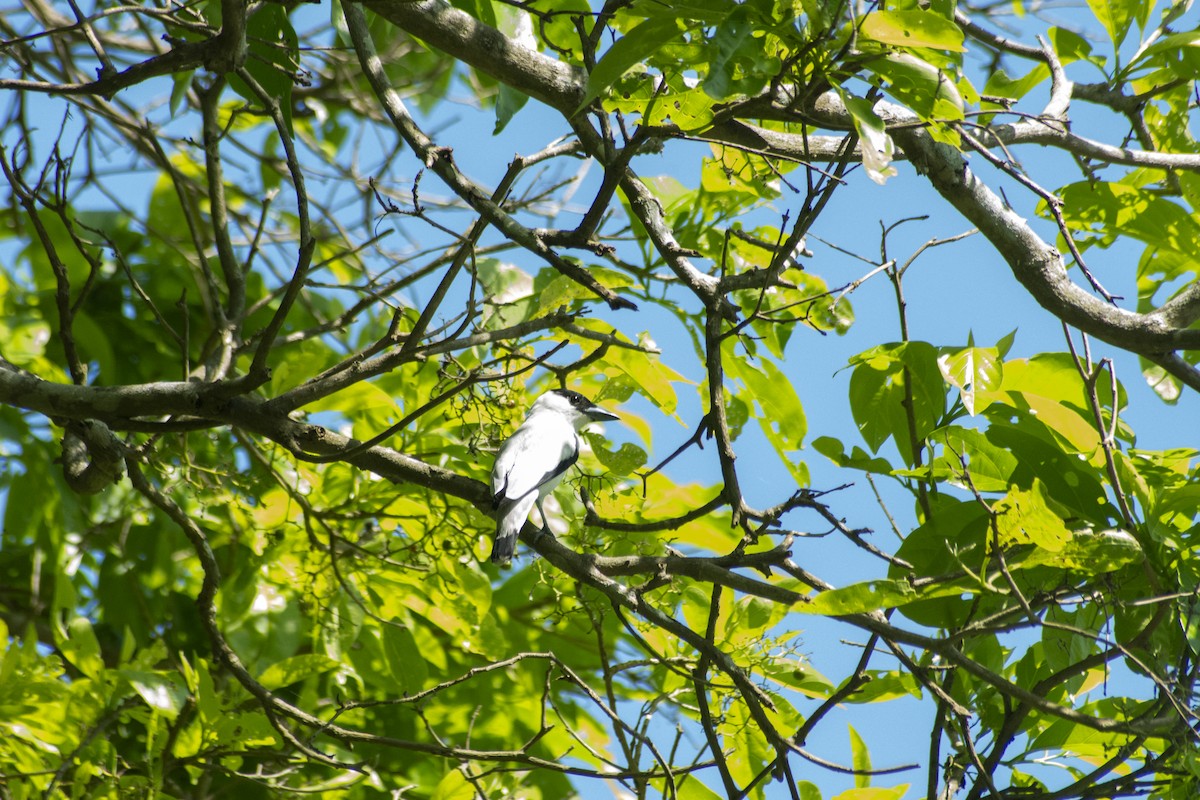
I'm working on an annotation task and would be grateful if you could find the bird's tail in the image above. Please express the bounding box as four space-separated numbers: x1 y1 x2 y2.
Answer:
490 494 536 566
489 526 517 565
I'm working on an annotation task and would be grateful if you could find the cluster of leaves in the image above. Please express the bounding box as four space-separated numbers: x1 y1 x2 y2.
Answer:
0 0 1199 798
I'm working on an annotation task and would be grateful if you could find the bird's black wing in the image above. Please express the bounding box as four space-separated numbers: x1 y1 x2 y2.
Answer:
491 428 579 509
492 451 578 510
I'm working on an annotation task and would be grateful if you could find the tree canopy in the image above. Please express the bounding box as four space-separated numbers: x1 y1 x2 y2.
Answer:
1 0 1200 798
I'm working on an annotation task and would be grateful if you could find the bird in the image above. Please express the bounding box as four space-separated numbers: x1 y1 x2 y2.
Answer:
489 389 619 565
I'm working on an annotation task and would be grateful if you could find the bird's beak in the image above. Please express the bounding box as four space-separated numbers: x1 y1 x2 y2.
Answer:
586 406 620 422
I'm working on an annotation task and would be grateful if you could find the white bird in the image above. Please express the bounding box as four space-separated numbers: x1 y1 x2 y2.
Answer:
489 389 619 565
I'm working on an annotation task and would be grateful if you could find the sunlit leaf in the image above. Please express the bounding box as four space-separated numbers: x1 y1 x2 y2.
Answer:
122 670 188 718
860 10 965 51
801 580 916 616
580 16 681 111
848 723 871 788
55 615 104 680
832 786 911 800
927 426 1017 492
1085 0 1141 51
258 654 342 691
1055 182 1200 257
938 345 1002 415
600 346 686 415
848 342 944 466
728 354 808 485
994 479 1073 552
813 435 895 474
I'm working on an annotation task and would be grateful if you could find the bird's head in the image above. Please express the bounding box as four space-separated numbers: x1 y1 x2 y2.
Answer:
531 389 620 429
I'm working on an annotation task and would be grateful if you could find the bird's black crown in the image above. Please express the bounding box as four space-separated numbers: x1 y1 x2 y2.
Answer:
552 388 595 410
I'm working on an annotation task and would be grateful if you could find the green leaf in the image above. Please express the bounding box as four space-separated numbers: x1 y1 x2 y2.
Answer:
800 580 916 616
983 411 1115 521
848 724 871 788
1043 602 1105 673
1047 26 1097 66
1016 527 1142 573
652 84 717 130
537 266 632 314
478 260 535 328
228 5 298 135
675 777 725 800
839 670 922 704
494 84 529 134
841 93 898 184
600 347 685 415
680 584 714 635
537 272 595 312
583 434 647 474
994 479 1073 552
257 654 341 691
1055 182 1200 258
1130 30 1200 77
995 328 1017 358
983 64 1051 102
382 623 429 695
724 700 773 786
1140 356 1182 403
1111 449 1153 512
580 17 680 112
492 3 534 132
72 312 116 383
938 346 1002 415
169 72 192 117
184 655 221 726
431 769 475 800
848 342 944 466
1085 0 1140 51
995 353 1126 454
798 782 823 800
703 5 753 99
756 657 835 698
120 670 188 718
322 593 365 662
728 355 808 485
927 426 1017 493
813 436 895 474
308 380 401 419
831 787 911 800
1156 475 1200 519
860 10 965 51
868 53 964 132
1 317 51 367
55 615 104 680
892 500 991 625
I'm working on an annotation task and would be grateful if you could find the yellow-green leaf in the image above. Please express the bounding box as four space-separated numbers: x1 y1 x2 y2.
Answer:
860 10 965 51
938 346 1002 415
832 787 911 800
994 479 1072 552
431 769 475 800
848 723 871 788
800 580 915 616
258 653 341 691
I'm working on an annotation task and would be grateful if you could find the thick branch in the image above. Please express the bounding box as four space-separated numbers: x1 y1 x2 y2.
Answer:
362 0 586 115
